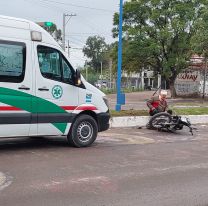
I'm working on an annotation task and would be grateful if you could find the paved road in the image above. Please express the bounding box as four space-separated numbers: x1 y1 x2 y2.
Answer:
107 91 208 110
0 125 208 206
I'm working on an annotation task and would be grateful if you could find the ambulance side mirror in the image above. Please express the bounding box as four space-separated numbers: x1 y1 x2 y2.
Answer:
75 69 81 86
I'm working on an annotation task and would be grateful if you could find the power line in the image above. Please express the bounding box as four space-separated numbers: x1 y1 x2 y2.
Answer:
70 36 85 43
66 36 86 44
70 54 86 61
68 32 110 35
23 0 66 14
35 0 115 13
66 41 84 48
66 32 111 36
70 48 83 50
65 38 85 48
76 15 109 36
67 40 84 47
23 0 114 39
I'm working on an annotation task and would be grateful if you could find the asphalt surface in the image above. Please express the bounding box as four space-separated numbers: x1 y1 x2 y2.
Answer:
107 91 208 110
0 125 208 206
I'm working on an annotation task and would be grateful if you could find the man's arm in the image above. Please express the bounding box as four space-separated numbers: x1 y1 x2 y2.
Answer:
163 101 168 111
147 97 155 110
159 100 168 111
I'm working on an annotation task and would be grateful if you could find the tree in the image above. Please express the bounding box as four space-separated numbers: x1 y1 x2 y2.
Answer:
191 10 208 57
39 23 62 41
83 36 109 72
191 10 208 98
113 0 208 97
81 66 99 85
110 40 145 75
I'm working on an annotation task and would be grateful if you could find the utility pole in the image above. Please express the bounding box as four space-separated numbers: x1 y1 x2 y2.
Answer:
86 65 88 81
67 40 70 58
109 58 112 89
203 57 207 99
100 61 103 82
62 13 76 51
84 60 88 81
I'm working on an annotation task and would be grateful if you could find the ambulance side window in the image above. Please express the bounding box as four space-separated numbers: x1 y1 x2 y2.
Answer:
62 56 74 84
37 46 62 81
0 40 26 83
37 45 76 85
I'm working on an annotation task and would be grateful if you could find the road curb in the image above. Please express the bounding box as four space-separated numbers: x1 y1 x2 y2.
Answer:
110 115 208 128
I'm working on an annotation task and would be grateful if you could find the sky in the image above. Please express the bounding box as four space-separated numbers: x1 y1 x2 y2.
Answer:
0 0 120 68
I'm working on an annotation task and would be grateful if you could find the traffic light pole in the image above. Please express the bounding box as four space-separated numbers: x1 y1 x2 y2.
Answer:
116 0 125 111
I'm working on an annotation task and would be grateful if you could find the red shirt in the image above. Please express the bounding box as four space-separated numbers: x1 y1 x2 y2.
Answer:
146 96 168 112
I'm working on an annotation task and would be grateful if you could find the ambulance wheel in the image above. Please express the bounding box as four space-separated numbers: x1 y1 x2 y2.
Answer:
67 114 98 147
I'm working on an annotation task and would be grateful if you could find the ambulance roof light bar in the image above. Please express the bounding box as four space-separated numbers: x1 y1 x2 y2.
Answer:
31 31 42 42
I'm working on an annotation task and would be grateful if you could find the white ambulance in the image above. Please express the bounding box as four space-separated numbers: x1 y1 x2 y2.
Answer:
0 15 110 147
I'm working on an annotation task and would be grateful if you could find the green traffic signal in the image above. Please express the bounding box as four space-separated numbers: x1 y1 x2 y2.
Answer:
44 22 53 27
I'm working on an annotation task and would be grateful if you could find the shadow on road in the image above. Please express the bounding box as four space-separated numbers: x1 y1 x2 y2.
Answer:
0 136 72 152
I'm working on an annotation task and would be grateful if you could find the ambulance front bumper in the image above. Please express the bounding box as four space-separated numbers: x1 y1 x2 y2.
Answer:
97 111 110 132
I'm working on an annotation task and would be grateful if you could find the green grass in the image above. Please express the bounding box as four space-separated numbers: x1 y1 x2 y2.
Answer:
101 88 116 95
101 88 144 95
110 109 149 117
173 103 208 107
173 107 208 115
110 107 208 117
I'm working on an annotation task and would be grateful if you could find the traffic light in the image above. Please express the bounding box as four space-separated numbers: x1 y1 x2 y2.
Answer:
44 22 53 27
36 22 54 27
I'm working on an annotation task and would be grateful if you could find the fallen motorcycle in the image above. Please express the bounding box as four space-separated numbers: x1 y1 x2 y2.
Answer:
148 112 197 135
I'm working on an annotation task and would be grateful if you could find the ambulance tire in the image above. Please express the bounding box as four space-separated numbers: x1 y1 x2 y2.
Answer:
67 114 98 148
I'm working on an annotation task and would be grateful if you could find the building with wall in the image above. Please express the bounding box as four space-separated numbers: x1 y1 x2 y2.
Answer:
175 55 207 97
121 55 208 97
122 70 161 90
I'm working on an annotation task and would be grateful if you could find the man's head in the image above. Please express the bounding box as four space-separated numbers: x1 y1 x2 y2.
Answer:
159 90 168 100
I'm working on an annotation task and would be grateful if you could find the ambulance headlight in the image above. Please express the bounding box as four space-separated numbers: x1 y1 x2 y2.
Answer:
103 96 109 108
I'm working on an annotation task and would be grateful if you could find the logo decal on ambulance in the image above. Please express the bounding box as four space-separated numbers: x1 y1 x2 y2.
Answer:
86 94 92 103
52 85 63 99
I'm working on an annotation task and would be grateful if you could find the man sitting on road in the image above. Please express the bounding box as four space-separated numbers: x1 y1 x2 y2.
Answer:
146 90 168 116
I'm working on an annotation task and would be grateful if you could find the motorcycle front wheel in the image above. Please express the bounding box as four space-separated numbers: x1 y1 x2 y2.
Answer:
149 112 172 129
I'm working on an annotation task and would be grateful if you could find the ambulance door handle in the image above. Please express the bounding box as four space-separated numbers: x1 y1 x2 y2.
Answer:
18 85 30 90
38 87 49 91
